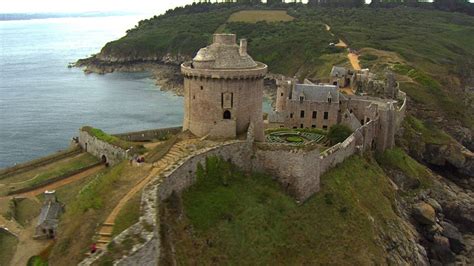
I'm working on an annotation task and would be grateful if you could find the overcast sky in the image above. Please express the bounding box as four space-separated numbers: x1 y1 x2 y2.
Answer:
1 0 198 14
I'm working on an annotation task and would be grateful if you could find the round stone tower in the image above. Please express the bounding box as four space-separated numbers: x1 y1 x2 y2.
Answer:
181 34 268 141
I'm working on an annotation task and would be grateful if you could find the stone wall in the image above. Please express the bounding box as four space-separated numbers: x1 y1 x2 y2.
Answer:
78 130 129 166
114 127 182 142
158 141 252 200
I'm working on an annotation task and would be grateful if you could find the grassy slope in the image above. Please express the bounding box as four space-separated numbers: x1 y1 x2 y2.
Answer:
0 153 98 196
310 7 474 129
111 191 141 237
0 229 18 266
161 155 411 264
48 162 150 265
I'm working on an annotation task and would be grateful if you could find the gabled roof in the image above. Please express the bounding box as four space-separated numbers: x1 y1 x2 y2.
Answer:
330 66 348 77
293 84 339 103
37 201 62 226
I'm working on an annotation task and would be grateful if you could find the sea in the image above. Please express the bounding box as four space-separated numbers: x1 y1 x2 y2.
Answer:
0 15 273 168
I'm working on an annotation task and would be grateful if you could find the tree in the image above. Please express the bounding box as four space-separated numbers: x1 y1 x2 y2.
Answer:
327 125 353 145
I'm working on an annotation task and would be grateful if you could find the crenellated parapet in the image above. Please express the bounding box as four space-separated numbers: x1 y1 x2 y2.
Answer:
181 62 267 80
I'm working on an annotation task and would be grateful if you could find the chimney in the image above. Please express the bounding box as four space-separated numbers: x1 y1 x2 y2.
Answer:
239 39 248 56
44 190 57 203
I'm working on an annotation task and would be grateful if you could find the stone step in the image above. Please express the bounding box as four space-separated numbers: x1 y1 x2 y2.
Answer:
97 239 110 244
102 222 114 227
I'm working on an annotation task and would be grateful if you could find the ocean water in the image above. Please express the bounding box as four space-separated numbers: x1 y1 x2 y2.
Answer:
0 16 184 168
0 16 272 168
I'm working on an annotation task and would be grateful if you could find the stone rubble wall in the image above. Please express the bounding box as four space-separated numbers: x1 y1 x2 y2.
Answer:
78 130 129 166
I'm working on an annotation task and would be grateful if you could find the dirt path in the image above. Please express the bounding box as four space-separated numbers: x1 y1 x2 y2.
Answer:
348 53 361 70
324 23 360 70
94 139 201 249
3 164 105 199
1 214 52 266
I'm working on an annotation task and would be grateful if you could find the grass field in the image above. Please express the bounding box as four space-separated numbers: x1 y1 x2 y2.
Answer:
0 228 18 266
112 191 141 237
228 10 294 23
160 155 410 264
12 198 41 227
48 162 150 265
0 153 98 196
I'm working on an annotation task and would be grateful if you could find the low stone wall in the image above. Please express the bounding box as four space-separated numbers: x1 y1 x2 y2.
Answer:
78 130 129 166
158 141 252 200
114 127 182 142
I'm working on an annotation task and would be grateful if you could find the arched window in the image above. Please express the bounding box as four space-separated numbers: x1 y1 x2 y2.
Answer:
223 110 231 119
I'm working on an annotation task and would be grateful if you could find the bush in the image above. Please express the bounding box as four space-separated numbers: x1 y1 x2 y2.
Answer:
327 124 352 145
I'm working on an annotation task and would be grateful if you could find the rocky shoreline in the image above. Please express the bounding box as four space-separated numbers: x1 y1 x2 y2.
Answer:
74 56 278 103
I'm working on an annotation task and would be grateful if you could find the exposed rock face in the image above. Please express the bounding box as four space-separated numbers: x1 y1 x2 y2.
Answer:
413 202 437 225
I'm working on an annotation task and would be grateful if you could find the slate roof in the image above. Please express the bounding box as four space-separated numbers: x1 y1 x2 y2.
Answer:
293 84 339 103
37 201 62 226
193 34 257 69
330 66 348 77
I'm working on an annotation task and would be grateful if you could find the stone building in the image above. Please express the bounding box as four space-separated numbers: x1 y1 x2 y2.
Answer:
272 79 340 130
34 191 64 239
181 34 268 141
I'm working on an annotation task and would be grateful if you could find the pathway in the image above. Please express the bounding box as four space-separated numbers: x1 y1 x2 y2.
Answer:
324 23 361 71
1 213 52 266
93 139 200 250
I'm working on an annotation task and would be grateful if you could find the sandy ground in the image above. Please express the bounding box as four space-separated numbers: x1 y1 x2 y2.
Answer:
1 214 52 266
348 53 361 70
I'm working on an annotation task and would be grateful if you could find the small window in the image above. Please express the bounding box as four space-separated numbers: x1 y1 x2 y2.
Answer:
223 110 231 120
200 86 203 90
300 110 305 118
323 125 328 130
324 112 329 120
350 109 353 113
193 95 195 100
290 113 293 118
311 125 316 128
328 98 332 104
293 126 297 129
361 119 364 125
300 124 304 128
312 111 317 119
366 118 370 123
300 96 304 102
281 93 284 96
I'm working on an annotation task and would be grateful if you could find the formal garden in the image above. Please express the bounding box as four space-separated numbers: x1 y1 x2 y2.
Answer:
265 129 327 145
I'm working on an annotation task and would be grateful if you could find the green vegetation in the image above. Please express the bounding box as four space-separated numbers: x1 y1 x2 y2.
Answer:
81 126 146 154
11 198 41 226
376 148 433 189
112 192 142 237
0 229 18 266
227 10 294 23
403 116 452 145
27 256 48 266
48 162 150 265
327 124 352 145
0 153 98 196
161 155 407 264
286 136 304 143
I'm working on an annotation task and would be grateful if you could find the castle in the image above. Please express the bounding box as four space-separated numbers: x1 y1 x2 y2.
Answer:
79 33 407 265
181 34 267 141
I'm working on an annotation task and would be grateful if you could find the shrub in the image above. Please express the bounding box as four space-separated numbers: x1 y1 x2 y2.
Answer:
327 124 352 145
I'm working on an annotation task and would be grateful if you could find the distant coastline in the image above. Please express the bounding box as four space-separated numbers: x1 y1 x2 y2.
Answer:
0 12 135 21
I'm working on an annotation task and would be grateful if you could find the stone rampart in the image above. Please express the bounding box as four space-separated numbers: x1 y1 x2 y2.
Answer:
158 141 252 200
114 127 182 142
78 130 129 166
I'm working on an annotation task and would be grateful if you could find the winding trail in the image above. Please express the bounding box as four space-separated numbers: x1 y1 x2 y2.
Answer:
324 23 361 70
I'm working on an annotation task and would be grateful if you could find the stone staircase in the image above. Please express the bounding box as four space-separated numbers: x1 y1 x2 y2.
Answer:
89 139 200 253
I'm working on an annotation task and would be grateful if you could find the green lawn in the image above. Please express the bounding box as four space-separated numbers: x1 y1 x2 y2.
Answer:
0 153 98 196
228 10 294 23
161 155 408 264
0 229 18 266
112 191 142 237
